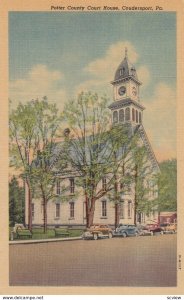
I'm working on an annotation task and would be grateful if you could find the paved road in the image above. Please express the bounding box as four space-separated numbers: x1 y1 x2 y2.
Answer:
9 234 177 286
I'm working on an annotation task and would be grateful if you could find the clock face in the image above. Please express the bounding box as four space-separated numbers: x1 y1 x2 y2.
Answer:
132 86 137 96
118 86 126 96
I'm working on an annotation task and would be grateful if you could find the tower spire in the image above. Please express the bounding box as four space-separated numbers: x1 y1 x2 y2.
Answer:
125 47 128 59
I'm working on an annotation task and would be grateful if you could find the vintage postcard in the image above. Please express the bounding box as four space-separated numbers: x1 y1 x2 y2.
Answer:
0 0 184 296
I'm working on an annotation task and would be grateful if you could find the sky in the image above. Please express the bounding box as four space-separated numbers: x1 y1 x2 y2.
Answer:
9 12 176 162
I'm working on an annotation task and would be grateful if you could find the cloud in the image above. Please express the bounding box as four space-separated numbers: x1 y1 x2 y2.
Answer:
144 83 176 162
9 65 67 111
137 65 150 87
84 41 138 80
75 41 150 96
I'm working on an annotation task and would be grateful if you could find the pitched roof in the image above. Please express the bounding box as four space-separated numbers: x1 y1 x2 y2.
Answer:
137 124 160 172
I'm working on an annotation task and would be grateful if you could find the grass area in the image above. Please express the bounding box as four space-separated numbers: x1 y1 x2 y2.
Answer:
10 227 84 240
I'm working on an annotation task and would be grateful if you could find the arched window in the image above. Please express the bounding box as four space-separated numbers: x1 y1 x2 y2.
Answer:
119 109 124 123
139 112 142 123
132 108 135 121
125 107 130 121
136 110 138 123
113 111 118 123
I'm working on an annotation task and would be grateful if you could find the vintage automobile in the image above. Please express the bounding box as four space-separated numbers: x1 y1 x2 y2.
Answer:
113 224 140 238
137 224 153 236
82 224 113 240
144 223 163 235
160 223 177 233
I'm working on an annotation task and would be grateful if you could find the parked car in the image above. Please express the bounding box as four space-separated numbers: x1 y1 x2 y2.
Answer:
160 223 177 233
113 224 140 238
83 224 113 240
137 224 153 236
145 223 163 235
160 223 169 231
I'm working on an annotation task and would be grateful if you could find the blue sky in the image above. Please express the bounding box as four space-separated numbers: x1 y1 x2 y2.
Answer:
9 12 176 161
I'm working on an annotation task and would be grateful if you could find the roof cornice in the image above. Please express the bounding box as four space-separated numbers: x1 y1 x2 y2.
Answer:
108 98 145 110
111 76 142 86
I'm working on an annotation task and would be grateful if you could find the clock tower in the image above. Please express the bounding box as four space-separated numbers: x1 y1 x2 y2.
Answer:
109 48 145 126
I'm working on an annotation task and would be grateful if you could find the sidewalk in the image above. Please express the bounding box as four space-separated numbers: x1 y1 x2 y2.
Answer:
9 236 82 245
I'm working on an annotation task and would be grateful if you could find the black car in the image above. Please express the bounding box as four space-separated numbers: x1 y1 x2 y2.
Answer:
113 224 140 238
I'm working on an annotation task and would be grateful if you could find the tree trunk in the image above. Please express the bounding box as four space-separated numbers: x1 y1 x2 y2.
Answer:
87 198 96 228
41 189 47 233
114 173 119 229
26 179 32 231
158 210 160 225
134 165 138 226
85 193 89 228
115 203 120 229
43 198 47 233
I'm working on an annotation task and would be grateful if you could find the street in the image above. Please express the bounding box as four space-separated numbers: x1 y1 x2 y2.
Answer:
9 234 177 286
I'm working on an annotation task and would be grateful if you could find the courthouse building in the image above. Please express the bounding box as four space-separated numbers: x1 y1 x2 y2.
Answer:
26 49 160 228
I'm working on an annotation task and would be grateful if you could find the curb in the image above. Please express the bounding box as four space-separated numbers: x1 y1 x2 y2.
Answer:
9 236 83 245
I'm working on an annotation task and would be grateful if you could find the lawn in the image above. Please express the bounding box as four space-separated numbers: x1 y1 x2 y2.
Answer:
10 227 84 240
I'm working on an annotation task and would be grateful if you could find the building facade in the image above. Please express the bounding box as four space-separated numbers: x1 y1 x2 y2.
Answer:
26 49 159 228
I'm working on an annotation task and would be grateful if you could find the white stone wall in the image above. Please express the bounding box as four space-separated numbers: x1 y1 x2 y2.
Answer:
26 146 159 228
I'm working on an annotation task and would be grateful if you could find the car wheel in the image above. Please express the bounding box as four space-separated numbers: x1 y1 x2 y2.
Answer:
93 233 98 240
122 232 127 238
108 232 113 239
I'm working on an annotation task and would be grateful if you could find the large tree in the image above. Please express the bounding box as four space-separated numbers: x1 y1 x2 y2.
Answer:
9 176 25 227
62 92 132 228
156 159 177 216
131 144 155 225
108 135 156 227
10 101 38 230
30 98 64 232
9 97 63 232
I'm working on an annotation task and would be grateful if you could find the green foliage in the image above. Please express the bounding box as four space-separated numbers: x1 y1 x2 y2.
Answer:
9 97 64 231
156 159 177 211
9 177 25 226
62 92 143 227
63 94 128 191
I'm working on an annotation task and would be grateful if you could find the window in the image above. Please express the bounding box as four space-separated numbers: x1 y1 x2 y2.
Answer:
113 111 118 123
32 203 35 219
70 202 75 218
56 179 61 195
83 202 86 219
41 201 44 214
119 68 125 76
131 67 136 77
83 179 87 189
153 187 158 198
132 108 135 121
55 203 60 218
102 177 107 191
70 178 75 194
120 201 124 219
141 213 145 223
101 200 107 217
148 180 155 197
136 110 138 123
125 107 130 121
119 109 124 123
128 201 132 218
139 112 142 123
